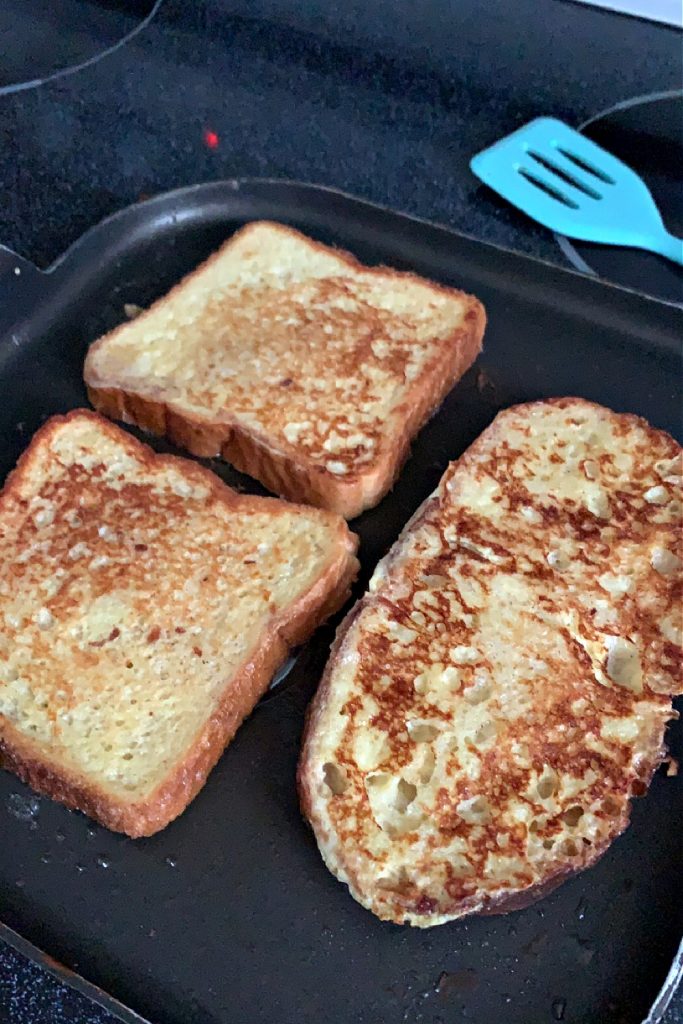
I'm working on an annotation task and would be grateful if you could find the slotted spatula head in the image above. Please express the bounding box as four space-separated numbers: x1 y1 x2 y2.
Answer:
471 117 683 264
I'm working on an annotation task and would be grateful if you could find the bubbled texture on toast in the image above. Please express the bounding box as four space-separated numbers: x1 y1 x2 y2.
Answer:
0 412 358 835
84 221 485 517
299 398 682 926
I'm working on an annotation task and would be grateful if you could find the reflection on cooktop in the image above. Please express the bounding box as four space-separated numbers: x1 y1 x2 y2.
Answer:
0 0 157 92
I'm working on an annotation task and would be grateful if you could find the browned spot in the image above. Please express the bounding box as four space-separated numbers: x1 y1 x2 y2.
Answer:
147 626 161 643
89 627 121 648
415 894 438 915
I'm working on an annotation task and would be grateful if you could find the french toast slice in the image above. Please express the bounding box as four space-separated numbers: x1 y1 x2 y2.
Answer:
0 411 358 837
299 398 682 926
84 221 485 518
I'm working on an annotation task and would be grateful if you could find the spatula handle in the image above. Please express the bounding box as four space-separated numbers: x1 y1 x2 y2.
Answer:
649 229 683 267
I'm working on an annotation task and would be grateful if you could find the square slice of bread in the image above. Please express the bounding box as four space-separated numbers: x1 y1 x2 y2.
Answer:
0 411 358 837
84 221 486 518
299 398 681 926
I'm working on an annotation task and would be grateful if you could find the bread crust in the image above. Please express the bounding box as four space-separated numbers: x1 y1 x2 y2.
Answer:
85 221 486 519
0 410 359 837
298 397 680 925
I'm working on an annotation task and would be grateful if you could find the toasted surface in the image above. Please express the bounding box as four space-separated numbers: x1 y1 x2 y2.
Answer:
299 398 682 926
84 221 485 517
0 411 358 836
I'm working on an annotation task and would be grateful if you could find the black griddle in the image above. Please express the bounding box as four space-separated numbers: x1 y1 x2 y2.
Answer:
0 180 681 1024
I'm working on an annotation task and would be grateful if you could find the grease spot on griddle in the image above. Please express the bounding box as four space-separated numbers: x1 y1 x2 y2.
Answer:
552 997 567 1020
7 793 40 822
569 934 595 965
436 968 479 997
523 932 548 957
475 366 499 402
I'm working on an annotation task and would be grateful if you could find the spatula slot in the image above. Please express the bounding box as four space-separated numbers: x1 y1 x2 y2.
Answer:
518 168 579 209
528 150 602 199
556 147 615 185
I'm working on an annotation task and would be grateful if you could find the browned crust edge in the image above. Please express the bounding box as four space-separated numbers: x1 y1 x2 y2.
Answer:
0 409 360 837
297 397 679 926
84 220 487 519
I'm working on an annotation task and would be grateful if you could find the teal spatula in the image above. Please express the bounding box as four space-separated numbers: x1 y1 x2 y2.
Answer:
470 117 683 266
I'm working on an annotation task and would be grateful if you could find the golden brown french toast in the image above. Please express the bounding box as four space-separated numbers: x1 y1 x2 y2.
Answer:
84 221 485 518
0 411 358 836
299 398 681 925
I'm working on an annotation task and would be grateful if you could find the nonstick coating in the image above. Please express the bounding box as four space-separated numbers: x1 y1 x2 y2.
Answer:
0 181 681 1024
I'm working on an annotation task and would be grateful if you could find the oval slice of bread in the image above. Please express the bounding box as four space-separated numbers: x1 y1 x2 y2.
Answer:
84 221 486 518
0 411 359 836
299 398 682 926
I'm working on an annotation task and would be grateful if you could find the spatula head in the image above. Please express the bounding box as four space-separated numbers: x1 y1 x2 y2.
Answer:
470 117 666 248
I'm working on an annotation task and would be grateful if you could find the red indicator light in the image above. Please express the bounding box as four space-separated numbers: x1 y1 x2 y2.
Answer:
203 129 219 150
